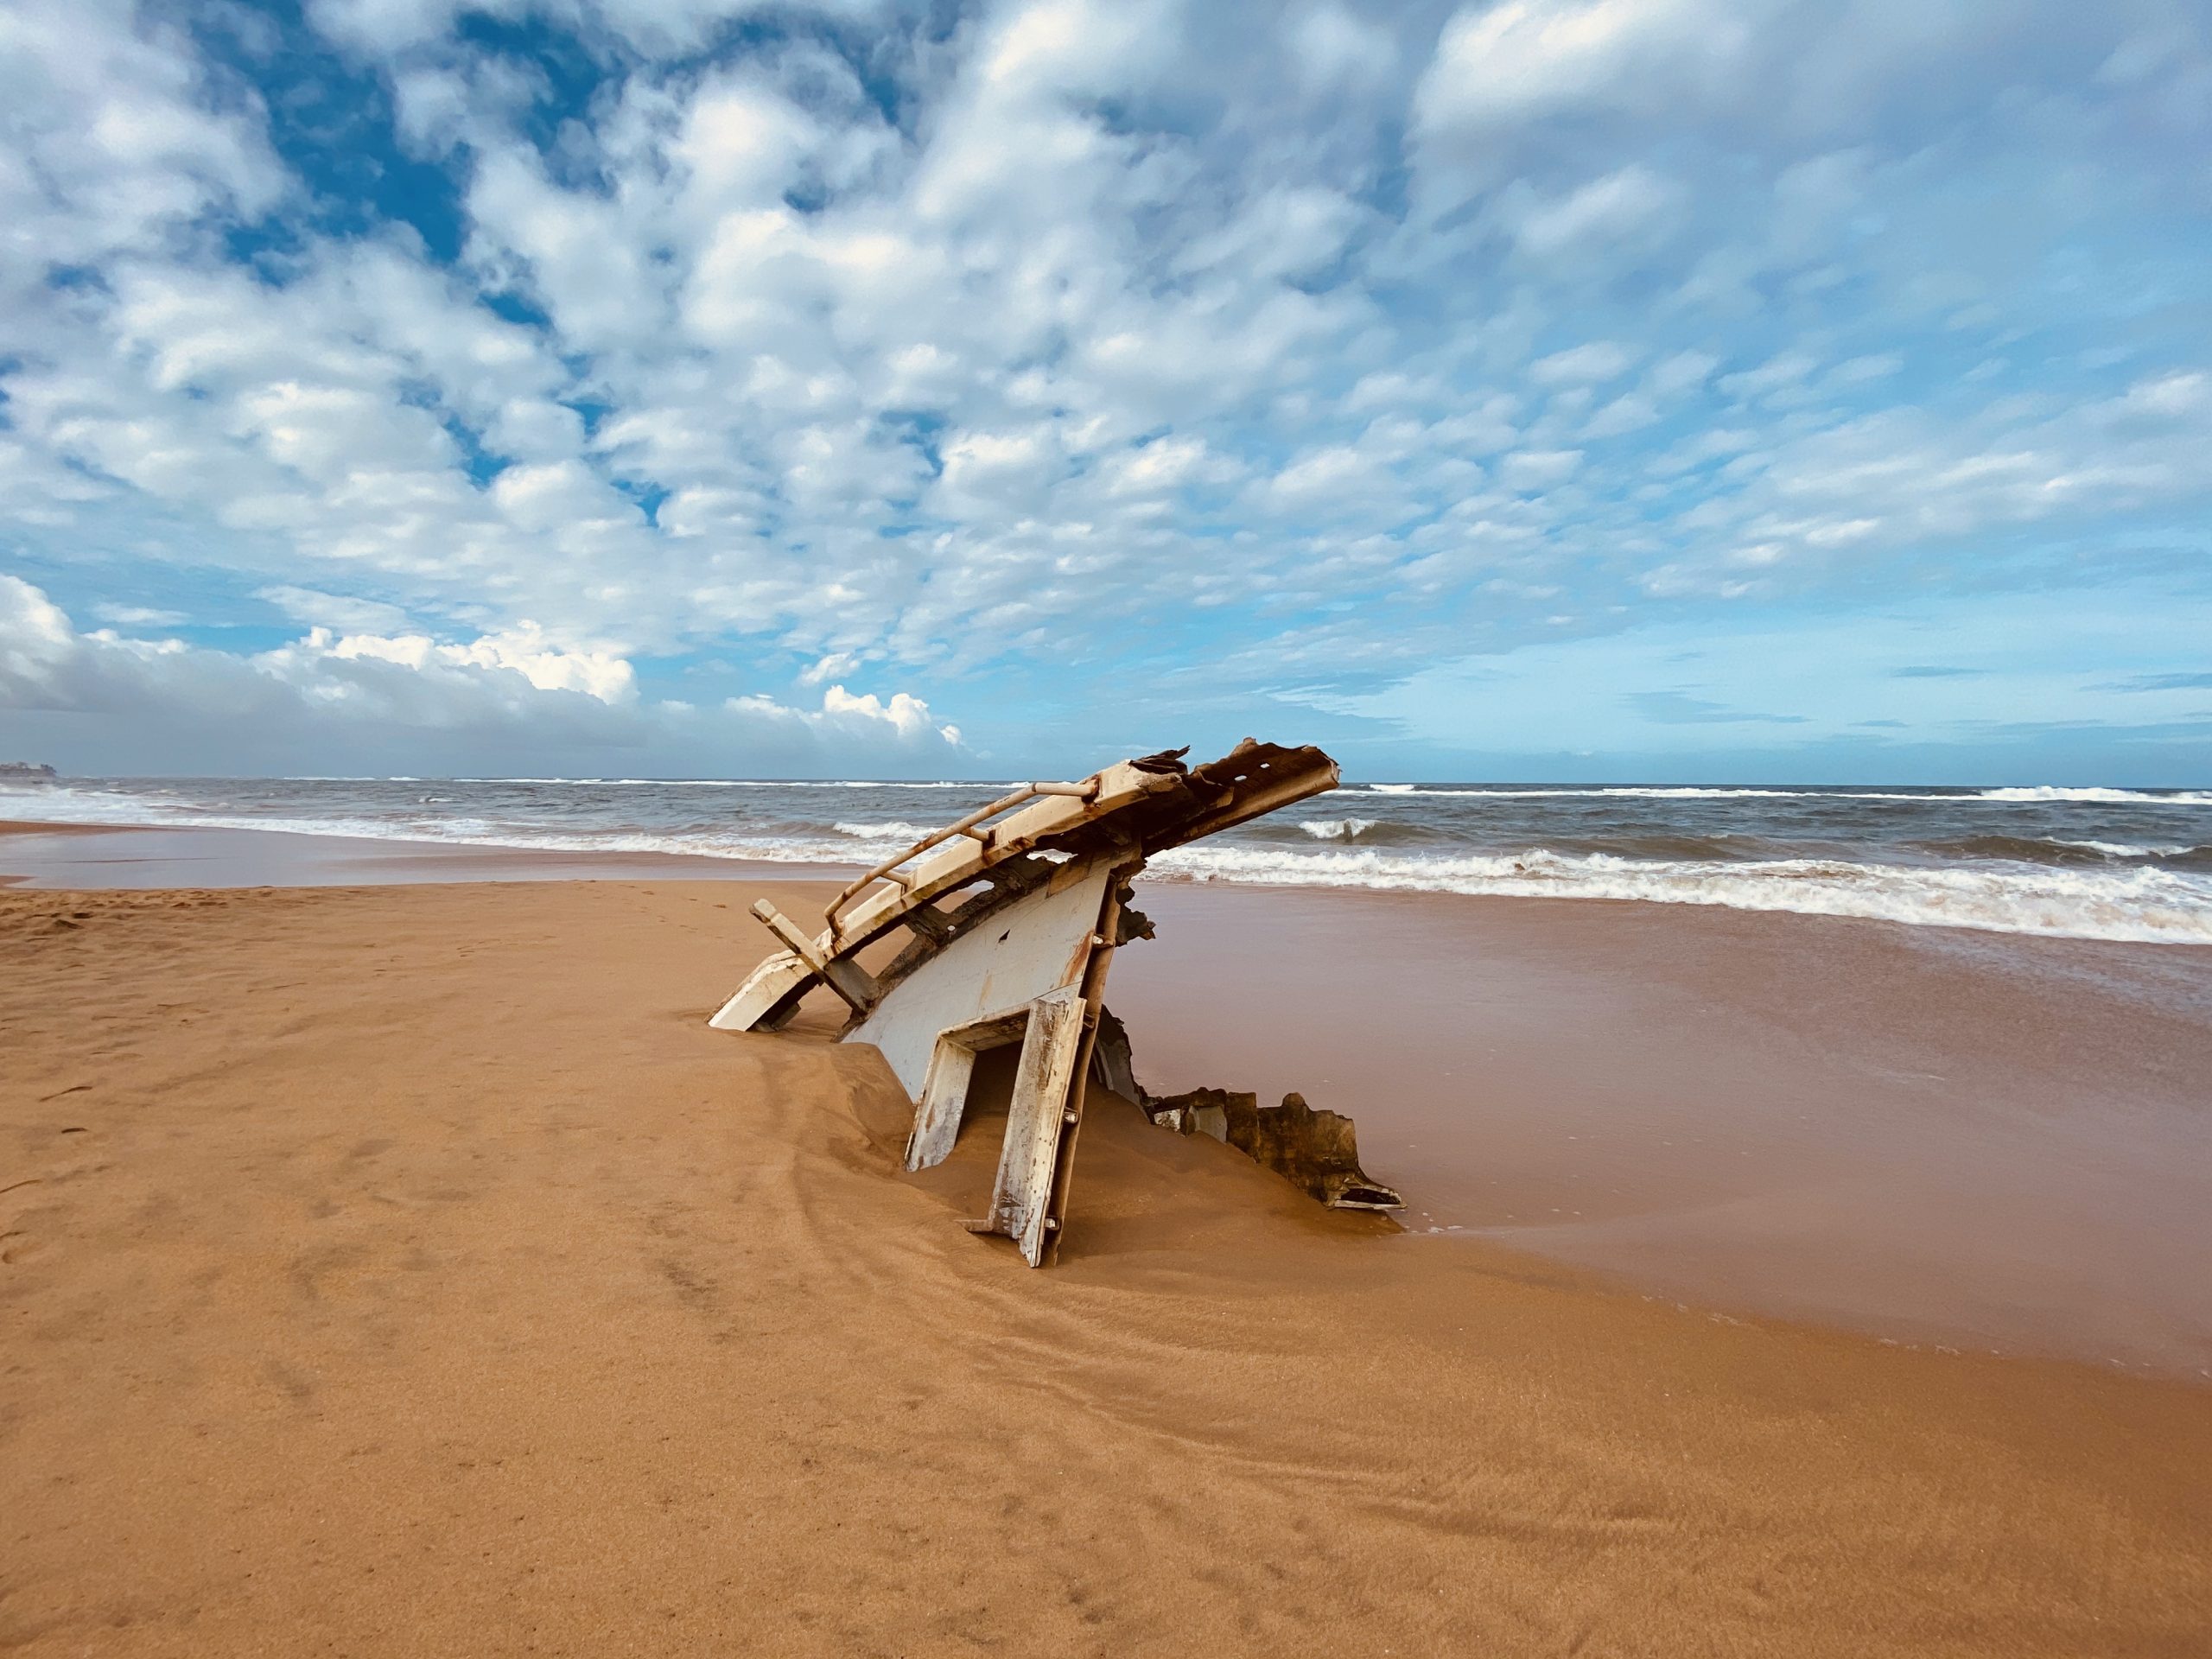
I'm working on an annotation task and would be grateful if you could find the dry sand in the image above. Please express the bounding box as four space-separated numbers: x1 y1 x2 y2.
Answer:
3 874 2210 1656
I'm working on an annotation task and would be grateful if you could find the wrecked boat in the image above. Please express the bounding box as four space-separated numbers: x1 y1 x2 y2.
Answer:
709 739 1402 1264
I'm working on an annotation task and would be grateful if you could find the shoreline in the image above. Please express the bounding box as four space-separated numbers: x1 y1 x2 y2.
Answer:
3 874 2208 1652
8 786 2212 947
1115 882 2212 1379
0 817 858 887
6 815 2210 1379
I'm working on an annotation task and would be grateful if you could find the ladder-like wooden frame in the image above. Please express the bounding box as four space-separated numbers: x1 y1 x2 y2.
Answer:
706 741 1344 1265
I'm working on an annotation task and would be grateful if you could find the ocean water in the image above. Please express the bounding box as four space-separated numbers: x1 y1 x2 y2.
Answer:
5 774 2211 945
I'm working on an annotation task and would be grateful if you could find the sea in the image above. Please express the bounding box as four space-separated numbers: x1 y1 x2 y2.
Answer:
4 774 2211 946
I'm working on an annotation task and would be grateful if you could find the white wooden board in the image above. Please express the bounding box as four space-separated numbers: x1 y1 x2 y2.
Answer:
847 859 1113 1099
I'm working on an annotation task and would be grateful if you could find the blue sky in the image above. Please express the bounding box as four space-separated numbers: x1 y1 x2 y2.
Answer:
1 0 2208 780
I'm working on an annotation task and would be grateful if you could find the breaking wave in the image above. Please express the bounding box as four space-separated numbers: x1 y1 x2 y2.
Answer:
1363 784 2212 806
1975 786 2212 805
1917 835 2205 866
834 820 937 841
1301 817 1378 840
10 777 2212 944
454 777 1001 789
1367 785 1818 799
1147 845 2212 945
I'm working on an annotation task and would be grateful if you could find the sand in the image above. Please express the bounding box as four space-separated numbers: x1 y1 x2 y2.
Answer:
11 823 2209 1374
0 819 851 888
1110 883 2212 1376
3 873 2209 1656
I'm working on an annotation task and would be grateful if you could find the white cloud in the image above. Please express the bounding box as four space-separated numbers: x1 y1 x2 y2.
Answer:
820 683 962 745
3 0 2210 772
91 602 187 627
1499 448 1584 490
1529 341 1637 385
1510 165 1684 259
1286 3 1396 91
259 586 414 634
1415 0 1749 133
1719 350 1820 402
0 0 286 261
1581 392 1660 439
307 0 894 59
0 577 959 774
327 621 639 703
1098 435 1233 499
798 650 861 686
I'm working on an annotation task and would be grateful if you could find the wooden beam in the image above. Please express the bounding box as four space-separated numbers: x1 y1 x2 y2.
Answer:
979 985 1088 1267
902 903 955 945
748 901 880 1015
1039 862 1134 1265
905 1040 977 1172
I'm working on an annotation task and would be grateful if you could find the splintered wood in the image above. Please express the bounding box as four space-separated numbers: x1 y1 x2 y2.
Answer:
708 739 1402 1266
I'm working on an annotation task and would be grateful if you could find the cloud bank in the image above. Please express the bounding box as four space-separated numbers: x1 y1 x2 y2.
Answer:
0 576 960 774
1 0 2208 776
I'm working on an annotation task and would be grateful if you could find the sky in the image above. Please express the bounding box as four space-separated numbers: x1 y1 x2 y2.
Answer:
1 0 2208 782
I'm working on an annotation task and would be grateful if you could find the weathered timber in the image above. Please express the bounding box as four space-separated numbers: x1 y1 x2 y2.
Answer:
1141 1086 1405 1212
706 738 1404 1264
971 983 1090 1265
709 739 1338 1037
849 855 1116 1100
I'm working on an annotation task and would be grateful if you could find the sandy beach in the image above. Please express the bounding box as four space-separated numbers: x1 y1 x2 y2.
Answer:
1112 882 2212 1376
11 0 2211 1648
4 830 2210 1655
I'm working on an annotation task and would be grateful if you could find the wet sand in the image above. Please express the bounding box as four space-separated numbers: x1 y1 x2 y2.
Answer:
1110 884 2212 1377
7 819 2211 1377
0 819 850 887
3 874 2209 1655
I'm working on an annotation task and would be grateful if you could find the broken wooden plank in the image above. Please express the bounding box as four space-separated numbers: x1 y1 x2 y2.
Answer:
906 1040 977 1173
707 744 1338 1039
747 901 881 1014
826 779 1097 931
707 950 811 1032
978 984 1088 1267
706 738 1376 1269
1035 862 1134 1266
846 857 1115 1099
903 1001 1038 1173
1141 1086 1403 1211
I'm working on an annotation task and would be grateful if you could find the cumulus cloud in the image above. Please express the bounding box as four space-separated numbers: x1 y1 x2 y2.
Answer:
1 0 2209 773
1414 0 1748 135
0 577 960 774
1529 341 1637 385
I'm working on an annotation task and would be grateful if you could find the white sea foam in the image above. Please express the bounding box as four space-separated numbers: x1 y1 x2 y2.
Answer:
1975 786 2212 806
0 785 863 866
451 777 1003 789
1362 784 2212 805
10 781 2212 944
1147 844 2212 945
2051 839 2193 859
1300 817 1379 840
833 820 936 841
1368 785 1814 798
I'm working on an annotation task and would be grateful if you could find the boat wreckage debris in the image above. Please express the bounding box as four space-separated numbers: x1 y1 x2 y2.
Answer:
1093 1015 1401 1211
709 739 1403 1266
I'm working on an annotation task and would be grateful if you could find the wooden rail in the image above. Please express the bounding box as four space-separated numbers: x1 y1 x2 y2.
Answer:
823 779 1097 938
